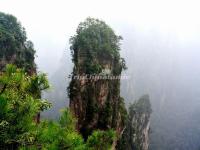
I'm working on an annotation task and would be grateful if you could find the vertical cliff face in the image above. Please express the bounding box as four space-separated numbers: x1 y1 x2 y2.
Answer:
117 95 152 150
68 18 127 139
0 12 36 74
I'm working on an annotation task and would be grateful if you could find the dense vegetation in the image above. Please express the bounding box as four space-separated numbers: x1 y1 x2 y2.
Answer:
69 17 126 75
68 18 127 141
0 65 116 150
0 12 36 73
0 13 116 150
0 12 152 150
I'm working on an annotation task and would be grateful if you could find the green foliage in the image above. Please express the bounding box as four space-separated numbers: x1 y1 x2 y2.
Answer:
99 100 113 128
85 62 102 74
69 17 126 74
0 64 51 149
86 129 116 150
0 65 116 150
129 94 152 116
28 73 50 98
32 113 84 150
70 17 121 59
0 12 36 72
33 117 116 150
119 97 128 126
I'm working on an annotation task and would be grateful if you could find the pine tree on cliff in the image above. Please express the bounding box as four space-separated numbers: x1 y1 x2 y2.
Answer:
68 18 127 139
0 12 40 122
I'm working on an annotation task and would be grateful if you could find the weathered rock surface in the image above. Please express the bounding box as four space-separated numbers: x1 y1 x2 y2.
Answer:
69 54 126 138
117 95 152 150
68 18 127 139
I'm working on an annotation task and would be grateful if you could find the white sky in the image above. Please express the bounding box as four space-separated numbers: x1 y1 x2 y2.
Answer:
0 0 200 74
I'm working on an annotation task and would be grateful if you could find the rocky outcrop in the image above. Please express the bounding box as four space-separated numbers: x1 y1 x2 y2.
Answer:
117 95 152 150
0 12 39 122
69 60 126 138
0 12 36 74
68 18 127 139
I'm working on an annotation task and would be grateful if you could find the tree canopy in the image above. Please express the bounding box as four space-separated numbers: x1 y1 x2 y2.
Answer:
0 65 116 150
0 12 36 72
69 17 126 74
70 17 122 61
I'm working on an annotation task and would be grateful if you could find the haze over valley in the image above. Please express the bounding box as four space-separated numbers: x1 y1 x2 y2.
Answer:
1 0 200 149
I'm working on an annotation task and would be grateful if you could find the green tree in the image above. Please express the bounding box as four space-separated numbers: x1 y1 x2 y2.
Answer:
86 129 116 150
0 64 51 149
69 17 126 74
0 65 116 150
0 12 36 73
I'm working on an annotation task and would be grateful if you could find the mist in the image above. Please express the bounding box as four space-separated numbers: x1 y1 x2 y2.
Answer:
120 27 200 149
1 0 200 149
39 24 200 149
